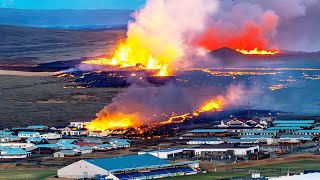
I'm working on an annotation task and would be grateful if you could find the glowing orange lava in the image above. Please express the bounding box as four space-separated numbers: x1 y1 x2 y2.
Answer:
83 42 173 77
85 112 140 133
86 97 224 133
236 48 279 55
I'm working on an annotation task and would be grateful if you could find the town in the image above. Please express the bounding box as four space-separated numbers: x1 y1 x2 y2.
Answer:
0 115 319 179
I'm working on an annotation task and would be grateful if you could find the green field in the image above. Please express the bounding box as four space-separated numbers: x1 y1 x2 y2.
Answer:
0 160 319 180
165 160 320 180
0 170 57 180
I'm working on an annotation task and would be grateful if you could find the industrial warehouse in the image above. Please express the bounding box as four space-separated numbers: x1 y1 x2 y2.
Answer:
57 153 198 179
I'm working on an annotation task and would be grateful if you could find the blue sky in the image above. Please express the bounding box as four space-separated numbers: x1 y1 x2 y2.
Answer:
1 0 146 10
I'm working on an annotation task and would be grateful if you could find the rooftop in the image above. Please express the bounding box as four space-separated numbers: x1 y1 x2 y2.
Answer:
189 137 222 142
85 153 172 172
272 120 314 124
280 134 313 139
296 130 320 133
192 143 258 149
1 148 29 155
26 137 44 142
18 131 39 135
275 123 312 127
226 139 258 143
267 127 302 130
241 130 277 134
189 129 225 133
241 135 273 139
145 148 183 153
26 125 47 129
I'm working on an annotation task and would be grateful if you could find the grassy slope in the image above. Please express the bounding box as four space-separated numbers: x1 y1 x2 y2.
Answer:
0 75 122 128
0 25 125 66
0 170 57 180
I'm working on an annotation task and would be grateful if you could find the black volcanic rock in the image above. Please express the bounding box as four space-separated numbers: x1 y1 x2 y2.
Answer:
208 47 244 58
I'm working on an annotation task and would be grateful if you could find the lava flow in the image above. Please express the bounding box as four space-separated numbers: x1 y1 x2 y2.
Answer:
83 43 172 77
85 97 224 134
236 48 279 55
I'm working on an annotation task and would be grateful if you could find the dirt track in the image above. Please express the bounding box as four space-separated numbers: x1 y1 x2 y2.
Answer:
200 154 320 171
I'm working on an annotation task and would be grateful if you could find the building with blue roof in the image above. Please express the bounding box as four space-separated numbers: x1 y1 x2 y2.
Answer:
189 129 226 133
226 138 258 144
26 125 48 130
241 130 277 135
26 137 47 144
272 120 314 125
109 139 131 148
294 129 320 136
57 153 180 179
241 135 274 145
58 139 77 144
267 127 302 132
0 148 30 159
0 131 13 137
275 123 312 128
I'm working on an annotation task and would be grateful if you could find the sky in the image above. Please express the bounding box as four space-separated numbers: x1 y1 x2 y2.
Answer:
1 0 146 10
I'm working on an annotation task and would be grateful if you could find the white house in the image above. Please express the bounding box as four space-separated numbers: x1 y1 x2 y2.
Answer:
18 132 40 138
76 147 93 154
70 122 90 129
40 133 62 140
88 131 109 137
109 139 130 148
0 136 21 142
92 144 113 151
0 143 35 149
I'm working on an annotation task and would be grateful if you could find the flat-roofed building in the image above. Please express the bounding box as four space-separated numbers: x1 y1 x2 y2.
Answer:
188 129 227 137
267 127 302 133
241 130 277 136
294 129 320 137
279 134 313 144
186 143 259 157
241 135 274 145
187 138 224 145
57 153 198 179
139 148 184 159
18 132 40 138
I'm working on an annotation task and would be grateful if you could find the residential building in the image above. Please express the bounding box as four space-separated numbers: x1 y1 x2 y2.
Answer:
54 150 80 157
0 143 34 149
0 131 13 137
40 133 62 140
187 138 224 145
76 147 93 154
26 125 48 131
241 135 274 145
279 134 313 144
69 122 90 129
109 139 130 148
0 136 21 142
26 137 47 144
18 132 40 138
93 144 113 151
0 148 30 159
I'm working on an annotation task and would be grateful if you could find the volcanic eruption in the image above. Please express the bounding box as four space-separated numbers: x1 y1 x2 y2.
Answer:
82 0 318 134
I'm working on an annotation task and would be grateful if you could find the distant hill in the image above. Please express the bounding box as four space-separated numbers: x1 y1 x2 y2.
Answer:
209 47 320 59
0 8 133 29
